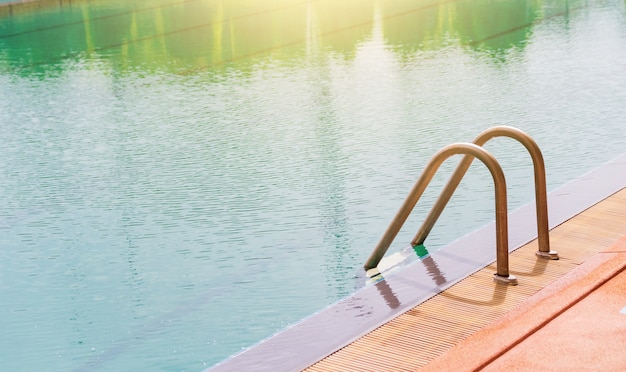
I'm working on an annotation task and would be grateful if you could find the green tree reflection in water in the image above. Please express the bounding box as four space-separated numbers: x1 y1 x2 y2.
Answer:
0 0 575 76
454 0 540 58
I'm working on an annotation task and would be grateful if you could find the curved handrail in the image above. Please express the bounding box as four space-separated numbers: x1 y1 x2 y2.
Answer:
364 142 517 285
411 126 558 260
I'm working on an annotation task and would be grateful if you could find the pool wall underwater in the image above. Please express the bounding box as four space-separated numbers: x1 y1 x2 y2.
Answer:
1 0 626 370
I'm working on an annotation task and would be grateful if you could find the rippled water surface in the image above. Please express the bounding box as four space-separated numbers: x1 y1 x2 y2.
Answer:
1 0 625 370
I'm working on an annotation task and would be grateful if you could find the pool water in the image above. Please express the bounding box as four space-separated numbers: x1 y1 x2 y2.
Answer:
1 0 625 370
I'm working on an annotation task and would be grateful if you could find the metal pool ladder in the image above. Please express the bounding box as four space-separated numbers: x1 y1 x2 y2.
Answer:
364 126 559 285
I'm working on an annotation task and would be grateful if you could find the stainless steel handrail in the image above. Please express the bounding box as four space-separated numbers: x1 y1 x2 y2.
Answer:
411 126 558 260
363 142 517 285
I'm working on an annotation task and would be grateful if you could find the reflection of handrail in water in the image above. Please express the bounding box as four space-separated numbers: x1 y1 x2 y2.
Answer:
411 126 558 260
413 245 447 286
366 245 445 309
368 273 401 310
364 142 517 285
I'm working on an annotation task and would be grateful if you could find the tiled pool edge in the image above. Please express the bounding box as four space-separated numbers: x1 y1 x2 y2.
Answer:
207 153 626 372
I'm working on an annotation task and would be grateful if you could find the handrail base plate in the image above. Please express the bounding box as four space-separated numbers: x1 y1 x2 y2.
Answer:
535 250 559 260
494 273 518 286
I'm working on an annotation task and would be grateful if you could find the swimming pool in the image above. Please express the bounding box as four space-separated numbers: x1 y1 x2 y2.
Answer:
1 0 625 370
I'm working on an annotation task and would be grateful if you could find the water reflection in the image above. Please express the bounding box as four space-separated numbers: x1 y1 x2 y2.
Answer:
455 0 539 52
0 0 563 75
366 245 446 309
380 0 454 55
309 43 354 299
374 278 401 309
413 245 447 286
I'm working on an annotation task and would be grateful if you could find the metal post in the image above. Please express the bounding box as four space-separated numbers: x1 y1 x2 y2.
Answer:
411 126 558 260
363 142 517 285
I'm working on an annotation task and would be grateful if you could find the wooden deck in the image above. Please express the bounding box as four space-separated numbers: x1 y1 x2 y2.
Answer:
305 187 626 372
